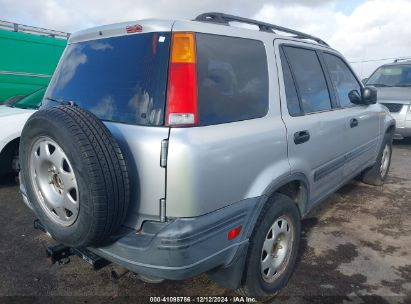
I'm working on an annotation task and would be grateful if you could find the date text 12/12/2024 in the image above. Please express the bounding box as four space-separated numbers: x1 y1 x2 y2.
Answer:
149 297 257 303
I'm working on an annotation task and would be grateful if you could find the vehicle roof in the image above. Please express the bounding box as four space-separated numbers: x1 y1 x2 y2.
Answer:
68 19 175 44
68 17 331 51
383 60 411 66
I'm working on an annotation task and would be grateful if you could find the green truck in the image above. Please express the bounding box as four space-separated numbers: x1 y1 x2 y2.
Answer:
0 20 69 103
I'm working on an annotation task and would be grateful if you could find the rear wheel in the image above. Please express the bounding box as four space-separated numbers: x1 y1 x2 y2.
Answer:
237 194 301 299
362 133 393 186
11 148 20 173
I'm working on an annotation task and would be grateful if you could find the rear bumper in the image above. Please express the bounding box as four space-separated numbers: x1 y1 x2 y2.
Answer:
89 196 263 281
20 170 264 284
389 108 411 139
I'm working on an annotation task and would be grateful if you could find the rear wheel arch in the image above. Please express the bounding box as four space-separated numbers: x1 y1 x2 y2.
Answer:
362 131 393 186
236 175 310 297
238 192 302 297
0 136 20 155
0 137 20 175
207 176 309 291
386 123 395 136
263 174 310 216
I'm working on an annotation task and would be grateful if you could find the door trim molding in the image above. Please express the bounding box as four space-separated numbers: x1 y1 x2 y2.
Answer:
314 140 376 182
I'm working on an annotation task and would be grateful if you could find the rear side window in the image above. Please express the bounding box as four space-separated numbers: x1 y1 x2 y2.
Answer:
280 49 301 116
323 53 361 107
196 34 268 125
44 32 171 126
283 46 331 114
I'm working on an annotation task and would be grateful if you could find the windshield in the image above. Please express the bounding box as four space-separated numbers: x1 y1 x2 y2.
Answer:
4 95 24 106
12 87 46 109
367 65 411 87
44 32 171 126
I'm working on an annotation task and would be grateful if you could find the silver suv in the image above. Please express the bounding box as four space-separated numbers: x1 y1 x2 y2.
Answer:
19 13 395 298
365 59 411 139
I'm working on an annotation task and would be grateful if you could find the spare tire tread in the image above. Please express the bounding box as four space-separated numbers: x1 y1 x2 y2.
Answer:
65 106 128 232
73 105 129 240
63 106 128 236
62 107 114 236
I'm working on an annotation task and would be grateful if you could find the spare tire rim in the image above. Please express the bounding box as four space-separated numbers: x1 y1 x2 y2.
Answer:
261 215 294 283
380 143 391 178
29 136 79 227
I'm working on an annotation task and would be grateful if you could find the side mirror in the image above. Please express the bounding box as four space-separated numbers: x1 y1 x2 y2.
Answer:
362 86 377 104
348 87 377 105
361 78 368 85
348 90 362 104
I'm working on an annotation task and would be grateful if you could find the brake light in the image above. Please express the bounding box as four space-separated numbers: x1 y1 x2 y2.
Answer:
126 24 143 33
166 32 198 126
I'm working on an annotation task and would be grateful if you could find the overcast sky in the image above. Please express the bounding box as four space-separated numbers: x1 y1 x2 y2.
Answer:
1 0 411 77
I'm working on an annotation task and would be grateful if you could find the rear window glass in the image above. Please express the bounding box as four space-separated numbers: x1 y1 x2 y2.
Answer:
196 34 268 125
283 46 332 113
44 32 171 126
280 49 301 116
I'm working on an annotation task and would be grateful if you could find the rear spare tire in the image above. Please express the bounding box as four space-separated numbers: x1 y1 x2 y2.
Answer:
20 106 130 247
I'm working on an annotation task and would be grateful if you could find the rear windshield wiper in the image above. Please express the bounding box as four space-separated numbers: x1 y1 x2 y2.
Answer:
45 97 77 106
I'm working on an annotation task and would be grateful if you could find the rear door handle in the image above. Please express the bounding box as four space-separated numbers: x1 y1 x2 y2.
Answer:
294 130 310 145
350 118 359 128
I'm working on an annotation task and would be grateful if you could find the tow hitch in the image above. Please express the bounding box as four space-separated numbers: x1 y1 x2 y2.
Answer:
34 219 111 270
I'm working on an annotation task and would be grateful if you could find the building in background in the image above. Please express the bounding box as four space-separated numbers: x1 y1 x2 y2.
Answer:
0 20 69 103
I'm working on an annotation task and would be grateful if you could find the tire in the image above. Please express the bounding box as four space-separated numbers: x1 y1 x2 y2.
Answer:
20 105 130 247
361 133 393 186
0 139 19 177
237 193 301 299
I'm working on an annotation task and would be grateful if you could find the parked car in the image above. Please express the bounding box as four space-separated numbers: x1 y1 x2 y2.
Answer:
365 59 411 139
0 87 45 177
19 13 395 298
0 20 68 103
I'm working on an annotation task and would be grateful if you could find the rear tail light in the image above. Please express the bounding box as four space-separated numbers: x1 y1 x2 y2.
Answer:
165 32 198 126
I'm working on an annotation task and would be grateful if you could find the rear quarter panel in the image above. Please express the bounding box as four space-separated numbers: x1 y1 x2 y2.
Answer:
167 118 289 217
167 24 290 217
104 123 169 228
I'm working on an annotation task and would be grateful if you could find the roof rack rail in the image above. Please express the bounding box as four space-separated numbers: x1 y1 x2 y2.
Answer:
0 20 70 39
194 12 329 46
393 57 411 63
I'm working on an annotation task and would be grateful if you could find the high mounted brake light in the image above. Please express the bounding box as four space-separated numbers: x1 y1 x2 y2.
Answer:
126 24 143 33
165 32 198 126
